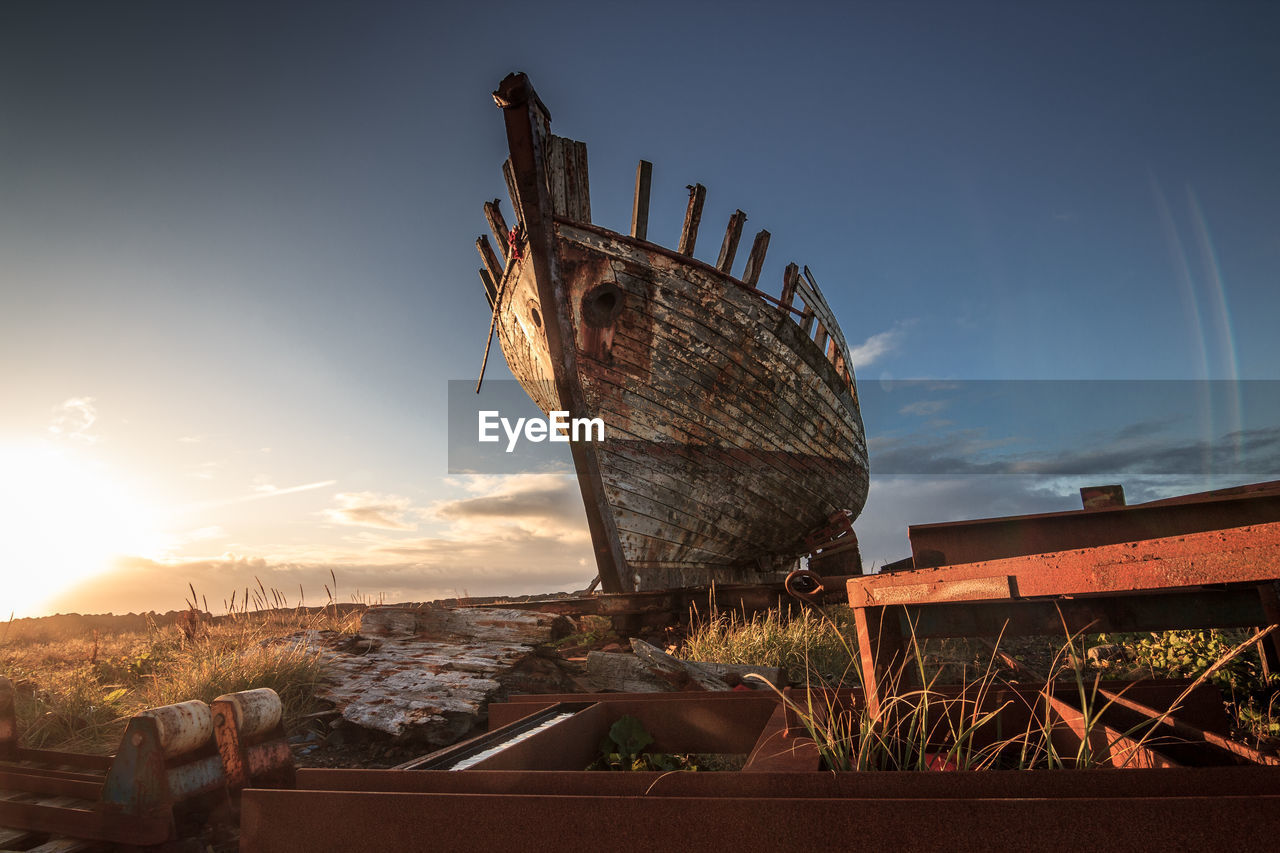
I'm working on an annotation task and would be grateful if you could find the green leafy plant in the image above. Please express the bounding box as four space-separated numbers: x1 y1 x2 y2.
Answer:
590 715 699 771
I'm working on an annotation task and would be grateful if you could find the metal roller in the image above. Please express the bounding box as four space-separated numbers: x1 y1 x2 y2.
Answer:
213 688 283 738
137 700 214 758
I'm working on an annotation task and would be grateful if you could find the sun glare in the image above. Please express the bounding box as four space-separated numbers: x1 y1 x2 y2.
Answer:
0 443 161 618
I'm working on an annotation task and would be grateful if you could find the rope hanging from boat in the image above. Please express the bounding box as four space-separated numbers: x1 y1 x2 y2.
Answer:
476 226 525 393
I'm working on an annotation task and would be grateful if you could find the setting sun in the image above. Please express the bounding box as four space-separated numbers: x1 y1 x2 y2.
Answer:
0 443 163 618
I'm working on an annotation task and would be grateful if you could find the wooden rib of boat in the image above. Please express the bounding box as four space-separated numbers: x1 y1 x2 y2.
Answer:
477 73 868 593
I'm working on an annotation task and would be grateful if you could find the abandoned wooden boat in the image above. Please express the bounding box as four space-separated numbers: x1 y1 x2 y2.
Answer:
475 73 868 593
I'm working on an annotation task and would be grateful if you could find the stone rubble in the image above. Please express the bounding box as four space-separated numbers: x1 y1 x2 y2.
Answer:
289 605 570 745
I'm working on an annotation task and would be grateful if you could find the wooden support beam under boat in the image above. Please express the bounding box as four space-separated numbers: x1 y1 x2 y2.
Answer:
741 229 770 288
780 262 800 308
677 183 706 256
631 160 652 241
493 72 631 594
716 210 747 274
484 200 509 263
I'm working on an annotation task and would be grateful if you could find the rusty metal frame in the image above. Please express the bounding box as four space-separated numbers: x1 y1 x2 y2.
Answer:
847 521 1280 714
907 480 1280 568
241 690 1280 852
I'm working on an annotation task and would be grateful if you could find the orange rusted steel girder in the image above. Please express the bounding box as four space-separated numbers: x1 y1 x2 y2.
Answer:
907 480 1280 568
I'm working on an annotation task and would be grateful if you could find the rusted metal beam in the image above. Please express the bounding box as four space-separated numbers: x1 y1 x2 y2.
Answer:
741 705 821 772
716 210 747 273
741 229 770 288
1043 692 1178 769
899 587 1271 638
676 183 705 256
0 769 102 800
1257 581 1280 675
1080 484 1126 508
240 788 1280 852
909 488 1280 568
852 604 907 718
0 799 171 846
853 521 1280 604
630 159 652 240
292 763 1280 798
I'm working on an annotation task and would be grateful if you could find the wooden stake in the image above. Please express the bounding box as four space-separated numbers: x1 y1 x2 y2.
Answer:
567 139 591 222
716 210 747 273
475 235 503 285
546 136 568 216
677 183 706 256
741 229 771 287
502 158 522 227
631 160 652 241
780 262 800 307
476 260 513 393
483 200 509 263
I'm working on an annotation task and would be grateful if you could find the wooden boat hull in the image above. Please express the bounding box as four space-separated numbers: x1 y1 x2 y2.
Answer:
485 74 868 592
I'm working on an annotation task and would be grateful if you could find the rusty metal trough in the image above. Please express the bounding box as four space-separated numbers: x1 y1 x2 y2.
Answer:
241 689 1280 852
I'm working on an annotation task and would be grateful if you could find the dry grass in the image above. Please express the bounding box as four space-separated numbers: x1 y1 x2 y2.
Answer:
1 581 363 754
679 603 1280 770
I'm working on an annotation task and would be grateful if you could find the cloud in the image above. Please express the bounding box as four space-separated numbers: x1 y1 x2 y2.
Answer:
868 421 1280 478
436 485 578 522
899 399 947 417
323 492 420 530
194 479 337 509
847 323 909 370
48 397 99 443
45 473 598 616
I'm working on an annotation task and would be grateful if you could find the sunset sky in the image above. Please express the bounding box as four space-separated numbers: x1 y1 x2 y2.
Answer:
3 2 1278 618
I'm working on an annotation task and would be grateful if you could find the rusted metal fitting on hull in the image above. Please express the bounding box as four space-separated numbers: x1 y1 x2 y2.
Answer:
784 569 827 604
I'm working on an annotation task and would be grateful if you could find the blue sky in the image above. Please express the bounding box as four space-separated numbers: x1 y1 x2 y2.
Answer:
2 1 1277 617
